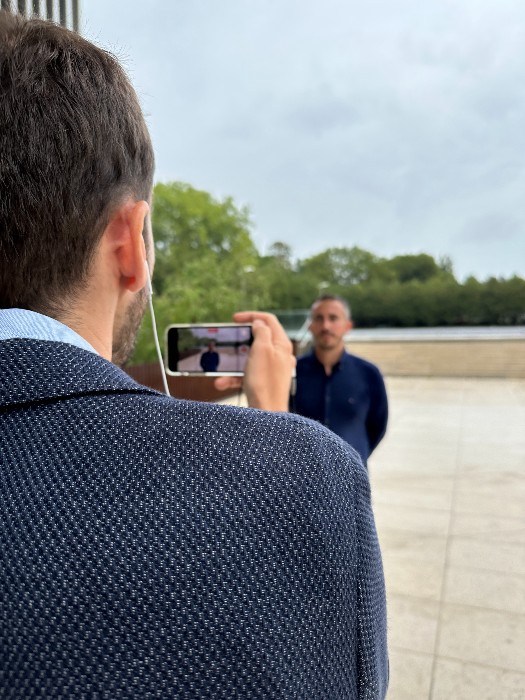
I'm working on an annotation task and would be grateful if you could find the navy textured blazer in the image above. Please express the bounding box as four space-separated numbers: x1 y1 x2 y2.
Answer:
0 339 388 699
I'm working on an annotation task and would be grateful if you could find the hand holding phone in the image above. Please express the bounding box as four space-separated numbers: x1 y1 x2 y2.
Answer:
215 311 296 413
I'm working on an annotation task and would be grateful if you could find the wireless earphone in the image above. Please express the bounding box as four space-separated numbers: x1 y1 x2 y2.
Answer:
145 260 171 396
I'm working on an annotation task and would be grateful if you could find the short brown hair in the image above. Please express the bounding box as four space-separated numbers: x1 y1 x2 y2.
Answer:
310 294 351 319
0 11 154 313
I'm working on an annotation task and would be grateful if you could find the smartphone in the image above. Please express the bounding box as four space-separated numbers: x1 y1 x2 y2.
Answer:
165 323 254 376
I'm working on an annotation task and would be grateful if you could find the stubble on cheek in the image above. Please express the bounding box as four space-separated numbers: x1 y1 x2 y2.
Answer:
111 288 148 368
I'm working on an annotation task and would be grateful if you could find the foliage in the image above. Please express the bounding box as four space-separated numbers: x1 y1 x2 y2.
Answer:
129 181 525 364
132 182 265 363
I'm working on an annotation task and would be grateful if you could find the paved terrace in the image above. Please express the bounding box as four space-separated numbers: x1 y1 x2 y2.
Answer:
177 324 525 697
369 376 525 699
224 375 525 697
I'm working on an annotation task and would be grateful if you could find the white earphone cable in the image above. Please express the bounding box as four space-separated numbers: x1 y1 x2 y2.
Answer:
145 262 171 397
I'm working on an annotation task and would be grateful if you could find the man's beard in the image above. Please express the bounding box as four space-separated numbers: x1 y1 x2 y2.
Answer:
112 287 148 368
315 331 340 350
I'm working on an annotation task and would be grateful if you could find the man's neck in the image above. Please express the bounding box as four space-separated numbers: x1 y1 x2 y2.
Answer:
56 291 115 362
314 344 346 376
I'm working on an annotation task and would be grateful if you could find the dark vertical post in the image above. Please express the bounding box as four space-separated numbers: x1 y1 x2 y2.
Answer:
45 0 52 20
72 0 79 32
59 0 65 26
17 0 26 16
1 0 12 11
32 0 39 15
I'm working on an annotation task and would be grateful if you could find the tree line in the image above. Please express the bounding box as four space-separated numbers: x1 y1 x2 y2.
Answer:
132 181 525 364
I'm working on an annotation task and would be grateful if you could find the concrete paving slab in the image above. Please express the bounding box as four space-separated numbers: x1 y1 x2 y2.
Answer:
447 538 525 577
436 603 525 673
387 594 440 655
371 474 456 511
387 648 433 699
451 511 525 545
382 555 444 600
374 503 451 535
368 377 525 699
225 375 525 697
431 659 525 700
376 529 448 566
444 567 525 615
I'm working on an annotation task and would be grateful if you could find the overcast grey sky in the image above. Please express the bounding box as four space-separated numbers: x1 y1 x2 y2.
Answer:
82 0 525 281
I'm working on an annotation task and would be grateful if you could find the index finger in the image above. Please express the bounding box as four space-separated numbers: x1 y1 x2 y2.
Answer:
232 311 292 349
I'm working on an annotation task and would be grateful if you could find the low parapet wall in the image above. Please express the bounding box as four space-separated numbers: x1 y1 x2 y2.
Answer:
128 330 525 394
349 338 525 378
125 363 239 401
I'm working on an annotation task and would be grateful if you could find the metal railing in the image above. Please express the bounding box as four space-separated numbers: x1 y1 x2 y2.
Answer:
1 0 79 32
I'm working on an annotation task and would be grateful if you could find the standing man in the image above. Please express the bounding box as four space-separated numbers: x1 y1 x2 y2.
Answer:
293 294 388 466
200 339 220 372
0 12 387 698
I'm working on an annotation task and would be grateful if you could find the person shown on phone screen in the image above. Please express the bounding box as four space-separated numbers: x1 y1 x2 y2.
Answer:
0 11 387 699
200 339 220 372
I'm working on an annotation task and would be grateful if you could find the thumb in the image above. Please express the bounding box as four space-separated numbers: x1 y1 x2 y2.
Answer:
251 318 272 344
214 376 243 392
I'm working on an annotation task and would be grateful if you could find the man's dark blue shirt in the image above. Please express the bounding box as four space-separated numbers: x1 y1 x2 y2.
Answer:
200 349 220 372
293 350 388 465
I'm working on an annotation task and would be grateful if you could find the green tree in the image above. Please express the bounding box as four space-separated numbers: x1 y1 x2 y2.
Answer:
478 276 525 325
267 242 293 268
298 246 381 287
384 253 444 284
438 255 455 278
151 182 258 294
131 182 263 364
128 181 525 365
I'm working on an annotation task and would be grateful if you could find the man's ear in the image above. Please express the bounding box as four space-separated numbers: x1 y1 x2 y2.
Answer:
346 319 354 332
104 199 150 293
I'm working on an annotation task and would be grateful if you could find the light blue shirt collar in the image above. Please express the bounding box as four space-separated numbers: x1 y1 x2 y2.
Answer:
0 308 98 355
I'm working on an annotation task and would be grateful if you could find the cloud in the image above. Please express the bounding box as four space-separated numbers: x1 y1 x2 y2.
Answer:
83 0 525 279
459 213 521 244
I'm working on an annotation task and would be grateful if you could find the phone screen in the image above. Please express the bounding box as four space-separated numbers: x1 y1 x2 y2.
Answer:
166 324 253 376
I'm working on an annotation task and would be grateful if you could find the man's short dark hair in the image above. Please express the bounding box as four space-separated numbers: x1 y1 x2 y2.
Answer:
310 294 352 319
0 11 155 314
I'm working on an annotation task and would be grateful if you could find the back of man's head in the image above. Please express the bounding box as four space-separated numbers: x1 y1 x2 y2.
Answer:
0 11 154 315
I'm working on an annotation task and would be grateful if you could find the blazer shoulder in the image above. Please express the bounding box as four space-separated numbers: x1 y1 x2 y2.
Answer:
0 338 156 409
128 391 367 488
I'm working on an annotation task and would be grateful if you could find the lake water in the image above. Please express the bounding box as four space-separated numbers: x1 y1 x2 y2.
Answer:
349 326 525 341
290 326 525 342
